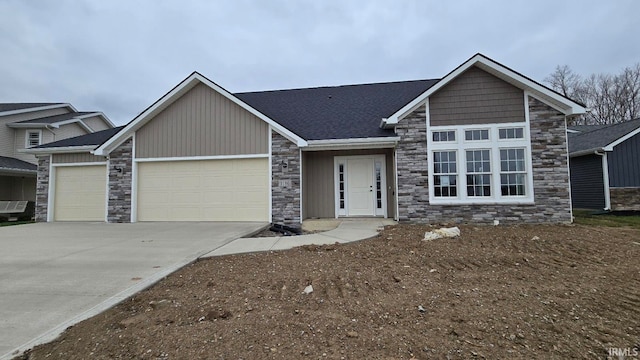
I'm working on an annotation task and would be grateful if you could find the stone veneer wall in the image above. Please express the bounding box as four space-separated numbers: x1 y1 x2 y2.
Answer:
107 138 133 223
271 131 301 226
395 97 572 224
35 156 50 222
610 187 640 211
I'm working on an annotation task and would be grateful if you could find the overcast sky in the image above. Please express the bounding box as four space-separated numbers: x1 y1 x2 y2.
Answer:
1 0 638 125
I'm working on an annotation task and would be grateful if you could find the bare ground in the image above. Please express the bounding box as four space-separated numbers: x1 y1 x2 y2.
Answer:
17 224 640 359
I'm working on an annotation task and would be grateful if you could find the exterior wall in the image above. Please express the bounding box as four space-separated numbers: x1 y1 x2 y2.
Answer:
395 97 571 224
52 122 88 141
107 138 133 223
136 83 269 158
82 116 111 132
12 128 42 164
0 107 69 158
610 187 640 211
52 153 106 164
271 131 301 226
302 149 395 219
569 154 605 210
35 156 50 222
608 132 640 187
429 66 525 126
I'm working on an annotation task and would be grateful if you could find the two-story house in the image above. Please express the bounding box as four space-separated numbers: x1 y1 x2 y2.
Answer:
0 103 114 202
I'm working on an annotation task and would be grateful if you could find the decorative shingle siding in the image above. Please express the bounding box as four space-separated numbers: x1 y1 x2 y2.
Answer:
395 97 572 224
610 188 640 211
107 138 133 223
35 156 50 222
271 131 301 226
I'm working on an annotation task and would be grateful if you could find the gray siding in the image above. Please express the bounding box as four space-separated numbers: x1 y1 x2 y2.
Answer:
136 83 269 158
302 149 395 219
608 132 640 187
52 153 106 164
569 154 605 210
429 66 525 126
82 116 111 132
52 122 88 141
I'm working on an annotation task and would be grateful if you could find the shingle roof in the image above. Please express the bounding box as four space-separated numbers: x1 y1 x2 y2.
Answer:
0 103 62 113
569 118 640 154
235 79 439 140
33 126 125 149
0 156 37 172
567 124 605 133
12 112 94 125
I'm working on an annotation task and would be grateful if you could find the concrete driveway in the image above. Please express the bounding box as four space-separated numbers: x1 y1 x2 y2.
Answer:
0 221 266 359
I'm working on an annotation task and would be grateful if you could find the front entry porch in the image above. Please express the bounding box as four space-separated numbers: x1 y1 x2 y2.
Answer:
302 149 395 220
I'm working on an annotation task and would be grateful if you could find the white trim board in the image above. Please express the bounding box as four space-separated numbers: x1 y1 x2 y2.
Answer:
0 103 76 117
133 154 269 163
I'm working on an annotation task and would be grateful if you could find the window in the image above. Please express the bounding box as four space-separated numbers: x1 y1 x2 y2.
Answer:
499 127 524 139
432 130 455 142
500 148 526 196
338 164 345 209
465 129 489 141
428 124 533 204
433 151 457 197
466 150 491 197
375 161 382 209
26 130 42 148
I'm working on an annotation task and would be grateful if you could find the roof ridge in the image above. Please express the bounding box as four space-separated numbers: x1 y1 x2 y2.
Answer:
234 78 440 95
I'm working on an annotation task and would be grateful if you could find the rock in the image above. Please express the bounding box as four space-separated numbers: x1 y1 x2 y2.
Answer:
303 285 313 294
392 275 402 283
493 220 500 226
423 227 460 241
418 305 426 313
531 236 540 240
346 331 358 338
206 309 232 320
149 299 171 310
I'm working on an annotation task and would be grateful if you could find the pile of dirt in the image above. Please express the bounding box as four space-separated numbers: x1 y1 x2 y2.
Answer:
17 224 640 359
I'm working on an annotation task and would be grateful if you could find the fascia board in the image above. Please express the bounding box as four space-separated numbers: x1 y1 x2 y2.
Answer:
20 145 97 154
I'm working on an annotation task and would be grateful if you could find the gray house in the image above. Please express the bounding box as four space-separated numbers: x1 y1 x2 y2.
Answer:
568 118 640 211
25 54 586 224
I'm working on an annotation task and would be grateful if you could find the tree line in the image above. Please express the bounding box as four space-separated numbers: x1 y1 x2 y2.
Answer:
545 62 640 125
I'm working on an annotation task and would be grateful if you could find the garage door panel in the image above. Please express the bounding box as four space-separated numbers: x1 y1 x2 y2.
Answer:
137 158 269 222
54 165 106 221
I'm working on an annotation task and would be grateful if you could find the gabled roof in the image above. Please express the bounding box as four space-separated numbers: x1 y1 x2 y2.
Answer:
567 124 605 133
382 53 587 127
10 111 92 124
0 103 62 113
25 126 125 154
235 79 438 140
6 111 116 131
0 156 37 174
569 118 640 156
93 72 308 156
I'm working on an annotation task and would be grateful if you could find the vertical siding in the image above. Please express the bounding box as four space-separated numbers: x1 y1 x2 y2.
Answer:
82 116 111 132
136 83 269 158
52 153 106 164
569 154 605 209
608 132 640 187
302 149 394 219
429 66 525 126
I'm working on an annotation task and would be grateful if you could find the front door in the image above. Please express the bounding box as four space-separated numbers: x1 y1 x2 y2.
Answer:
335 155 387 217
346 158 375 216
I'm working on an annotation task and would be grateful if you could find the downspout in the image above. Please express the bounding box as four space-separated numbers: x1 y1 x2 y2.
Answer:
594 150 611 211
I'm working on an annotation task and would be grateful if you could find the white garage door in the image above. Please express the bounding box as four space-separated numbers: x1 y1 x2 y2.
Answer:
136 158 269 221
54 165 107 221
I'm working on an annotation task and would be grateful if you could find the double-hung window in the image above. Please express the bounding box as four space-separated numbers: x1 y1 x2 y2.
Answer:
428 124 533 204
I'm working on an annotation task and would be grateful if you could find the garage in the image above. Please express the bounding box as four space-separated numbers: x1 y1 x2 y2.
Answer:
54 165 107 221
136 158 269 222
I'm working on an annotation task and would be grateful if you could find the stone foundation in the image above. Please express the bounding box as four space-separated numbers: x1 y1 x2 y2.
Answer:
271 131 301 226
610 187 640 211
107 138 133 223
35 156 50 222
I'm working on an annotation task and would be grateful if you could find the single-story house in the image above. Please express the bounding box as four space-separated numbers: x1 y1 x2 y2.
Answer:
568 118 640 211
25 54 586 225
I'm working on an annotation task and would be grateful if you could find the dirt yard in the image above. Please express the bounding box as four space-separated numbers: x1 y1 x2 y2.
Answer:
17 224 640 359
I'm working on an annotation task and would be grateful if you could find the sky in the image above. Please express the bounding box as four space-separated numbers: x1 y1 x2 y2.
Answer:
1 0 638 126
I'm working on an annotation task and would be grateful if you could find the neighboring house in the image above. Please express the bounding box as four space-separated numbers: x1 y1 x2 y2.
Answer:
0 103 114 202
25 54 586 224
568 119 640 211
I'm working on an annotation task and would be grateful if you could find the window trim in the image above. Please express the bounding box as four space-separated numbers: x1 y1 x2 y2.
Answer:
25 129 42 148
426 123 535 205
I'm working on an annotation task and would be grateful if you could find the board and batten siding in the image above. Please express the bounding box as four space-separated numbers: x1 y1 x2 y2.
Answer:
429 66 525 126
569 154 605 210
136 83 269 158
52 153 106 164
302 149 395 219
608 132 640 187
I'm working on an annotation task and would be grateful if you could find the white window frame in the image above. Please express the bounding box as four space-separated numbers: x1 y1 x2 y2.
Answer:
431 129 457 143
25 129 42 148
427 123 535 205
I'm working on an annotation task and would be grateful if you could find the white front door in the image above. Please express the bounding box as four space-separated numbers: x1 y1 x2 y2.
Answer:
346 158 375 216
335 155 387 217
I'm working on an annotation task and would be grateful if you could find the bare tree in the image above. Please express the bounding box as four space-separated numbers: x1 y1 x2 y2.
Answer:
545 63 640 125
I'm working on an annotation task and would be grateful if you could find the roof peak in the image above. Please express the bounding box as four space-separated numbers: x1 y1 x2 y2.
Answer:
235 78 440 95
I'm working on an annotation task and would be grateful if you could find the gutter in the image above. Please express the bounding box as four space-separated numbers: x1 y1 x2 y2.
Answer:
305 137 400 151
19 145 98 155
569 148 605 158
